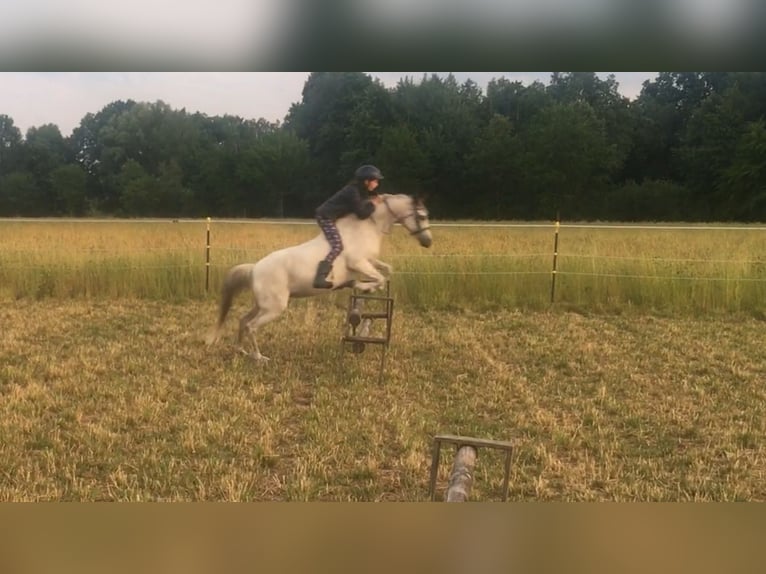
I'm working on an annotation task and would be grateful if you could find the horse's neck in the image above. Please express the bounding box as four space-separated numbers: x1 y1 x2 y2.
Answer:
331 201 393 256
336 215 383 241
337 195 397 236
372 194 401 233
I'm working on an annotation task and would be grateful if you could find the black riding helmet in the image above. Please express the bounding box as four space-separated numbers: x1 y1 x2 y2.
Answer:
354 164 384 181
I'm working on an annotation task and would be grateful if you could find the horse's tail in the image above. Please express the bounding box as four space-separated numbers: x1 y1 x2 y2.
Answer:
205 263 254 345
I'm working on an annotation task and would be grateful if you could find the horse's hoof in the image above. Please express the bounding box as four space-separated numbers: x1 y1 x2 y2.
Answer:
348 309 362 327
352 342 365 354
238 348 269 361
356 283 377 293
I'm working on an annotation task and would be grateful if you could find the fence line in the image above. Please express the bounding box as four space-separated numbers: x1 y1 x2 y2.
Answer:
390 271 551 276
557 271 766 282
3 218 766 301
3 246 198 254
210 220 766 231
196 218 766 296
209 248 551 259
7 247 760 266
5 217 765 231
200 218 766 296
2 263 195 271
10 259 763 285
202 263 766 283
560 223 766 231
559 253 766 265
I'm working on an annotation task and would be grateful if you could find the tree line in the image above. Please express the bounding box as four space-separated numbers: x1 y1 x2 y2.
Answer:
1 72 765 221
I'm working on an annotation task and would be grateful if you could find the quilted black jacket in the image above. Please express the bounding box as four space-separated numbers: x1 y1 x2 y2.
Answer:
315 184 376 221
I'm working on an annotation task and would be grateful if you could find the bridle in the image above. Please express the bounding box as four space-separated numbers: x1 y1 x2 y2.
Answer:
382 195 431 237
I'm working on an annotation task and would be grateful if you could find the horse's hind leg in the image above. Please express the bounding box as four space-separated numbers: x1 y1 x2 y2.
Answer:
237 305 259 352
242 299 288 362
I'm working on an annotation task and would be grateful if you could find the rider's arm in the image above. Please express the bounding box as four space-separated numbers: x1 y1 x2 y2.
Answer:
348 187 376 219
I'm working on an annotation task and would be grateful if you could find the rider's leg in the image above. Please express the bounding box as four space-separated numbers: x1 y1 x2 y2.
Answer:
314 217 343 289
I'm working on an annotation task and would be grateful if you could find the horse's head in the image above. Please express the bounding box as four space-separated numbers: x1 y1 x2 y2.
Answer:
381 194 433 248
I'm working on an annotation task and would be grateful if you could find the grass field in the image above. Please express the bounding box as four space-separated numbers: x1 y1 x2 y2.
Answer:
1 218 765 501
1 298 764 501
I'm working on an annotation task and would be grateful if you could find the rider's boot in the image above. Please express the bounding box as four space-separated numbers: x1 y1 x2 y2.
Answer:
312 260 334 289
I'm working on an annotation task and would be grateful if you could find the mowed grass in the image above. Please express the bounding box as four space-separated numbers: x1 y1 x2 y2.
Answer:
1 218 765 314
1 298 765 501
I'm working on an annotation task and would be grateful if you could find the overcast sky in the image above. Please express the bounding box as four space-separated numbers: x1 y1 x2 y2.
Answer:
0 72 658 137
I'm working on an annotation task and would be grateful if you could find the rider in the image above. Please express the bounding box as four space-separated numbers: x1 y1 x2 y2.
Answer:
312 164 384 289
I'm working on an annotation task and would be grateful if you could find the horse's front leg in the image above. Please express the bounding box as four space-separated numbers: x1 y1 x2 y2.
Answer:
348 259 387 292
371 258 393 277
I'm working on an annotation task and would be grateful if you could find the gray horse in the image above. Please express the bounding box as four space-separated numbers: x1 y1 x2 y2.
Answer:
205 194 432 360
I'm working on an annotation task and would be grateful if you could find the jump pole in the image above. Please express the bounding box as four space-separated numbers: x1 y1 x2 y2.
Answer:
429 434 514 502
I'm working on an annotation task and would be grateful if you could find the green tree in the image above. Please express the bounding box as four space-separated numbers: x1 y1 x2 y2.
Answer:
486 78 551 129
376 124 431 196
677 86 747 219
0 114 23 176
390 74 485 216
154 160 192 217
522 102 617 218
464 115 524 218
237 130 312 217
548 73 635 177
188 114 277 217
624 72 734 185
339 80 394 175
285 72 383 191
70 100 138 212
21 124 69 214
118 159 154 216
0 171 39 216
51 164 88 216
720 119 766 221
606 180 691 221
24 124 68 169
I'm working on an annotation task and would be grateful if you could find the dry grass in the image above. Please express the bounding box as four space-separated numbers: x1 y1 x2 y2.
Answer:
2 298 764 501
